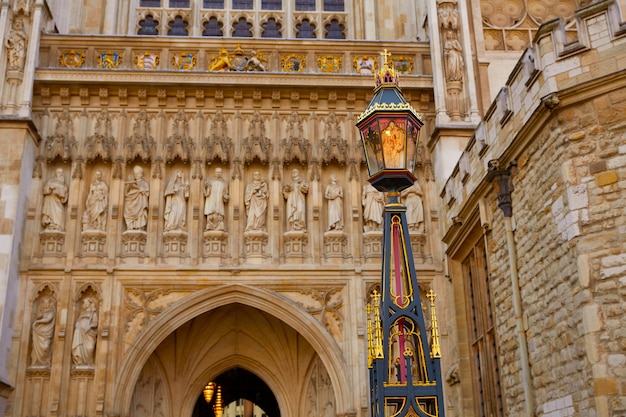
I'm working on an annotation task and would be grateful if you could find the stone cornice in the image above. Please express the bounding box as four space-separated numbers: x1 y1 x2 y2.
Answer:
34 68 433 90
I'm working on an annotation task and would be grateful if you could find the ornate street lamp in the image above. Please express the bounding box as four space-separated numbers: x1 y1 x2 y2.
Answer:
357 50 445 417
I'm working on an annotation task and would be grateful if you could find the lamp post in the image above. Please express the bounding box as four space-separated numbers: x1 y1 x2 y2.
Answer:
357 50 445 417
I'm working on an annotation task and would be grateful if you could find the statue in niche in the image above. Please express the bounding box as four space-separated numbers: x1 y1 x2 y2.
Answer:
401 182 425 232
203 168 229 231
164 169 190 232
41 168 69 231
362 183 384 232
244 171 269 232
124 166 150 231
30 296 56 367
5 18 27 70
71 296 98 367
82 170 109 231
444 29 464 82
325 174 344 231
283 168 309 231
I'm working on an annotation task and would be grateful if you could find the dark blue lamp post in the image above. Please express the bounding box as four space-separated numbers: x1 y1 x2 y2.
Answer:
357 50 445 417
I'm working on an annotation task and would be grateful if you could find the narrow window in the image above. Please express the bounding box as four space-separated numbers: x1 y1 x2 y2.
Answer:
463 239 504 417
203 0 224 7
138 15 159 35
232 0 253 9
202 17 223 36
169 0 190 7
140 0 161 6
262 0 282 10
295 0 315 11
261 18 282 37
168 15 189 36
232 17 253 37
295 19 315 38
323 0 343 11
324 19 344 39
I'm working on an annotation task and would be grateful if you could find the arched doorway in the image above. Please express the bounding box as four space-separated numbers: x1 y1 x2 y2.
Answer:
192 367 279 417
127 301 337 417
116 285 354 417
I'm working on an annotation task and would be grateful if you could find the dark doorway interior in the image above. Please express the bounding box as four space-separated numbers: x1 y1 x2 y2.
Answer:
192 367 280 417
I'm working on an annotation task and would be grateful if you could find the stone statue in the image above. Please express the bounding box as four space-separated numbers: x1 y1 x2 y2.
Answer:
42 168 69 231
283 168 309 231
324 174 344 231
444 30 464 82
244 171 269 232
5 18 27 70
124 166 150 231
362 183 384 232
82 170 109 231
401 182 425 232
204 168 229 231
71 297 98 367
164 170 190 232
30 296 56 367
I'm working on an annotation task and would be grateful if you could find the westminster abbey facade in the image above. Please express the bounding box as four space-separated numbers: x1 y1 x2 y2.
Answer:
0 0 625 416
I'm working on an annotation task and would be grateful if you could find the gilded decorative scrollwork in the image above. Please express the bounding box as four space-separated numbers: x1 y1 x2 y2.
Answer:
281 54 306 72
391 56 413 75
59 50 85 68
134 51 160 70
353 56 377 74
97 51 122 69
317 55 342 73
171 52 196 70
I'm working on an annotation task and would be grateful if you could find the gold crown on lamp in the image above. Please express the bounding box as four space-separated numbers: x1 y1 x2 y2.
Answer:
374 49 399 90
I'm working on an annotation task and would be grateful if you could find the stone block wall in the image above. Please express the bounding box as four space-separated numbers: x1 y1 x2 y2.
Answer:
440 0 626 415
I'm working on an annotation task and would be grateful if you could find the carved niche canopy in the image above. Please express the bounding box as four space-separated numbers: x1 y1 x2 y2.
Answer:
320 113 347 166
204 111 232 164
281 112 310 166
242 111 271 165
85 110 116 162
45 109 76 163
165 110 194 164
126 110 154 163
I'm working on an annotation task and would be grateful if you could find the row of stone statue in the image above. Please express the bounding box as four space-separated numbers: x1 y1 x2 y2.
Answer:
42 166 425 235
30 295 98 368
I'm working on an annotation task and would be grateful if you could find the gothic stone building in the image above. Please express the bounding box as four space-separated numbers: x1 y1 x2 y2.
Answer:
0 0 625 417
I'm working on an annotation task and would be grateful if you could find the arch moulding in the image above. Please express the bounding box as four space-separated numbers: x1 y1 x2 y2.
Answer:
110 283 355 417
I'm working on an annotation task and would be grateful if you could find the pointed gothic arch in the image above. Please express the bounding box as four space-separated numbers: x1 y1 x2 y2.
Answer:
112 284 355 417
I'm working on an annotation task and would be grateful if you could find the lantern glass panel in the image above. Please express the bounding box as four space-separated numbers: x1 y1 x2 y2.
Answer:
380 117 407 169
362 119 384 175
406 118 420 175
